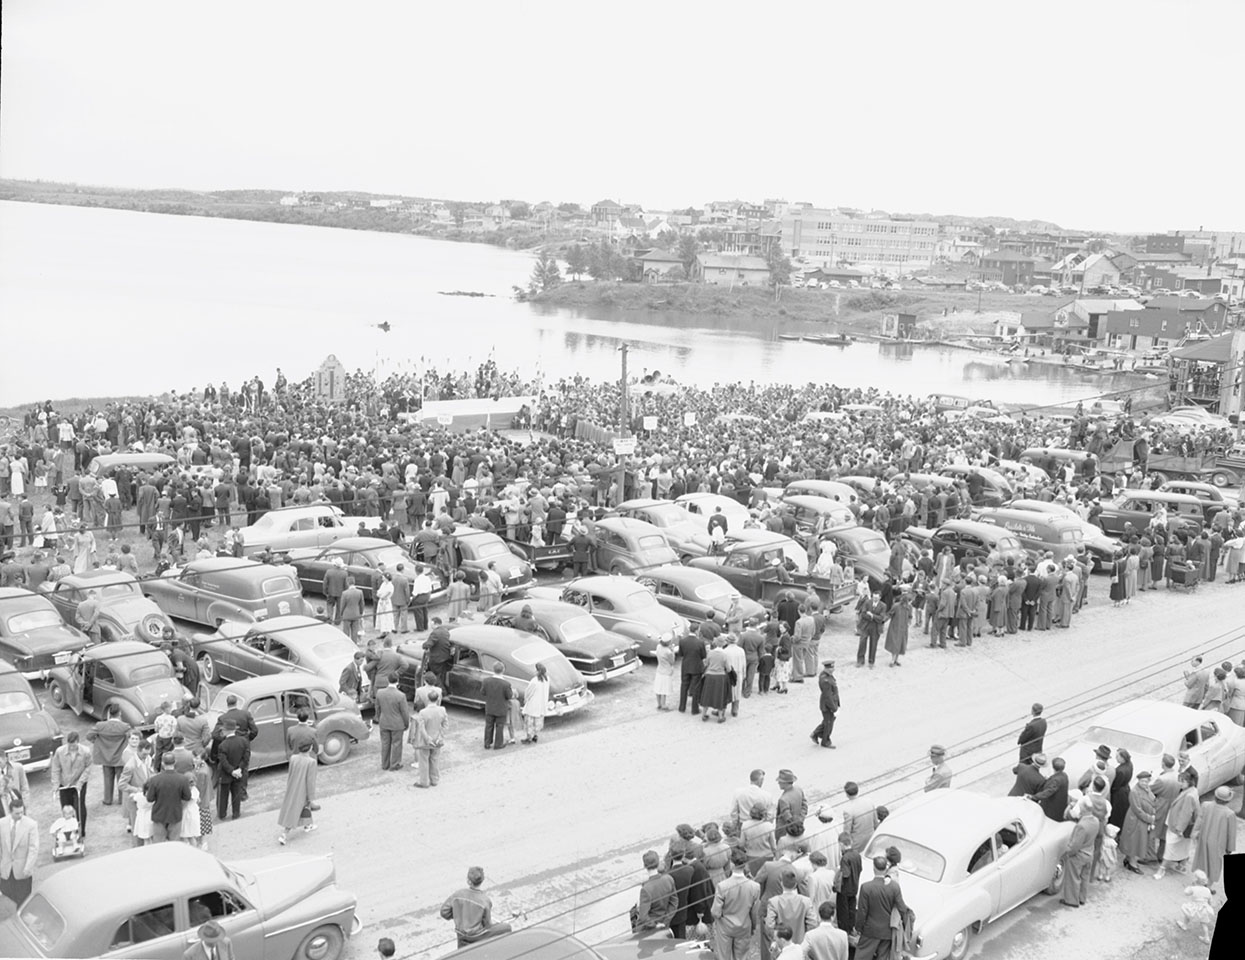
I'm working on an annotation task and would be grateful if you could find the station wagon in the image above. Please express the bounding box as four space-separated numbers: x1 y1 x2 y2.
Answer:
141 557 315 627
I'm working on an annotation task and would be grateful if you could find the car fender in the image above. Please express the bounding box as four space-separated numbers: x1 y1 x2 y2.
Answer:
316 715 370 742
205 601 253 627
914 888 994 958
112 698 147 727
259 886 356 958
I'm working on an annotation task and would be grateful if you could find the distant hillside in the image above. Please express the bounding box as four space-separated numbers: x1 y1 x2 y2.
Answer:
894 212 1069 234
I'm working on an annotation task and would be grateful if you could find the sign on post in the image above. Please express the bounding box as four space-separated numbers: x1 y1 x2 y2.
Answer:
436 414 454 426
643 416 658 431
683 412 697 427
612 437 637 456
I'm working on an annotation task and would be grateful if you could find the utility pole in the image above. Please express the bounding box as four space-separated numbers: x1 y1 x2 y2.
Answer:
617 343 629 506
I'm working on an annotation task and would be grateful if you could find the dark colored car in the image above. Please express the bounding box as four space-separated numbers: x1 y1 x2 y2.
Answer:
444 928 712 960
0 662 62 772
688 535 854 611
141 557 315 627
633 565 766 627
484 599 639 682
820 525 893 588
43 570 172 644
287 536 447 604
447 527 533 591
0 588 94 678
902 519 1027 566
46 641 187 730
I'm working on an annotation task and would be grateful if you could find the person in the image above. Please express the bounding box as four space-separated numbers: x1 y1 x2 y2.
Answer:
144 753 192 842
853 855 909 960
678 628 707 714
883 590 910 666
183 920 236 960
376 938 397 959
119 738 153 838
1155 768 1201 879
322 560 348 624
840 781 877 854
741 802 778 874
441 867 513 946
699 639 732 723
520 662 550 744
1119 770 1156 874
286 709 318 754
832 833 861 937
446 571 472 622
482 661 512 750
1059 797 1100 907
666 841 711 939
1017 703 1046 762
631 849 677 932
340 650 367 705
212 719 250 821
654 637 675 711
924 745 952 792
50 731 92 838
411 687 449 788
277 740 318 844
0 753 29 818
1096 824 1119 882
339 577 366 643
802 901 849 960
771 924 801 960
732 769 770 827
85 702 130 806
375 673 411 770
855 590 887 668
1191 785 1237 890
374 572 395 630
712 849 762 960
421 619 454 689
1149 753 1181 862
1182 656 1209 709
1010 752 1046 797
775 770 807 840
1175 868 1215 945
75 587 102 643
810 660 839 749
765 868 816 949
0 797 38 906
49 803 83 859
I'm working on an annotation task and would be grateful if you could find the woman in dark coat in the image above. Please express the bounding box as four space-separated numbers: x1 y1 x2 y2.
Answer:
1119 771 1156 872
698 640 732 723
1108 748 1133 831
1109 551 1127 606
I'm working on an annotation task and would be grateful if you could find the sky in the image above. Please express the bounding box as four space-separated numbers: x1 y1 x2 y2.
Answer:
2 0 1242 233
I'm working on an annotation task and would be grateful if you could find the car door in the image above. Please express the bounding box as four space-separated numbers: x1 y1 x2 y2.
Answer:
184 888 263 960
297 547 338 594
965 833 1005 920
100 900 180 958
88 660 120 719
224 630 269 681
50 582 79 623
1193 718 1236 788
166 571 201 621
586 592 621 632
262 637 300 678
313 513 344 547
246 695 286 769
994 819 1043 915
934 530 960 557
446 646 486 705
715 552 754 594
960 532 987 561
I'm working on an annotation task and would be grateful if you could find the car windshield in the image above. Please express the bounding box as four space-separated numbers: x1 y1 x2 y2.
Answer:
1080 725 1163 757
129 662 175 683
6 609 62 634
97 582 140 598
694 581 734 602
262 576 297 595
0 683 37 716
638 536 671 552
560 616 602 644
18 894 65 950
475 541 509 559
622 590 658 609
995 536 1023 552
866 834 946 882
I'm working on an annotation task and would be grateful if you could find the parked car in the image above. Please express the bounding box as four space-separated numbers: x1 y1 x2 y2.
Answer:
0 588 93 678
446 527 533 592
483 599 639 682
42 570 172 644
673 493 752 530
1062 699 1245 795
206 674 372 767
864 790 1074 960
46 641 186 730
287 536 448 607
782 479 859 504
403 625 592 714
141 557 315 627
0 842 360 959
525 576 688 658
901 519 1027 566
778 494 855 543
938 465 1014 507
190 615 357 687
634 565 765 627
86 451 176 478
1157 480 1238 522
973 508 1085 564
1150 406 1232 431
0 661 62 772
612 499 715 558
238 504 382 557
689 534 855 612
1004 499 1118 571
583 517 681 575
1018 447 1098 480
819 525 892 588
838 475 894 500
1095 490 1204 538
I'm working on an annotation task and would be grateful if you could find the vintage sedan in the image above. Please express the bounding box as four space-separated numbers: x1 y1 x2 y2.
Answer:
46 642 187 730
864 791 1074 960
583 517 681 575
400 626 592 716
526 576 689 658
820 525 893 588
288 536 447 603
238 503 383 557
0 842 360 959
1061 699 1245 795
142 557 316 627
206 675 372 767
634 565 765 627
483 599 639 682
673 492 752 530
0 661 62 772
43 570 173 643
0 588 94 677
612 499 715 558
191 615 356 688
447 527 533 591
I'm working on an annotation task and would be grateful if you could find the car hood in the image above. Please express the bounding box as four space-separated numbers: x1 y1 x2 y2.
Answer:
6 626 91 656
0 708 60 747
235 852 336 916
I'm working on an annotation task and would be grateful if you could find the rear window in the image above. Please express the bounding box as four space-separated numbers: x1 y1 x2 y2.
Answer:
99 582 139 599
313 640 356 660
995 536 1022 552
623 590 658 609
262 577 297 596
6 609 63 634
129 663 174 683
475 541 509 559
859 539 889 554
638 536 670 551
694 581 733 602
18 894 65 950
866 835 946 882
1080 725 1163 757
559 616 602 644
0 685 37 716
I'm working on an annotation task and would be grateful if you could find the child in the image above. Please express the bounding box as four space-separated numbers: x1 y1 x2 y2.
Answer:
757 642 775 695
1176 869 1215 944
773 633 792 694
771 924 801 960
1095 824 1119 882
153 701 177 769
49 804 83 860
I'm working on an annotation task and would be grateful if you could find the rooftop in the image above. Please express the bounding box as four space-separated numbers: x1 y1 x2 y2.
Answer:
1170 333 1234 363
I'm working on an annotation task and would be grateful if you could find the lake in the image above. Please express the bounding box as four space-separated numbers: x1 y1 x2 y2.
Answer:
0 200 1136 409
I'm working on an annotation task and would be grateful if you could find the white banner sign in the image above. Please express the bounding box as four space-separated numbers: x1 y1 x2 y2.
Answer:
436 414 454 426
683 412 697 427
612 437 637 455
643 416 658 431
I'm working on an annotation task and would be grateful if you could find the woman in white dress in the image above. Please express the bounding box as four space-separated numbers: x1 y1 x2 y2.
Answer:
520 663 550 744
653 638 675 710
72 524 97 575
374 574 395 633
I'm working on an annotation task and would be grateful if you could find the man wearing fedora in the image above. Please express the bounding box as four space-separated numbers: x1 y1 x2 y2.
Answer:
924 746 952 792
809 660 839 749
774 770 807 840
183 920 234 960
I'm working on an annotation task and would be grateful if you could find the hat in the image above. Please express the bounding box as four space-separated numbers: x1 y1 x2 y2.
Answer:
822 659 835 668
1032 753 1047 766
816 806 835 823
199 921 226 945
929 744 946 757
777 769 796 784
1094 744 1111 760
1136 770 1152 780
1215 786 1233 802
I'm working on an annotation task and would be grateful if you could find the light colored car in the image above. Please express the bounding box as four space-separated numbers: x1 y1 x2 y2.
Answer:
673 493 752 530
865 790 1074 960
42 570 173 644
634 565 765 627
191 615 356 687
0 842 360 958
527 576 688 658
1149 406 1232 431
1061 699 1245 795
613 499 715 558
238 504 383 557
141 558 315 627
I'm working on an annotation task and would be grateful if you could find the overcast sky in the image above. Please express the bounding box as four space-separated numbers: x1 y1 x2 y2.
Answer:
2 0 1241 233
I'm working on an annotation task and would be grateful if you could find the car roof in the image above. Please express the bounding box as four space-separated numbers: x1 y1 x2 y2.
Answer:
494 599 592 622
941 519 1020 538
88 453 176 469
617 499 670 510
228 615 337 639
59 570 140 588
445 928 599 960
1114 490 1204 505
783 494 852 512
447 625 565 659
640 565 724 586
825 525 885 543
0 587 49 604
565 576 648 596
32 844 231 918
594 516 663 534
880 790 1033 854
451 526 502 541
184 558 300 580
1090 699 1207 740
84 640 163 662
978 508 1079 528
219 673 338 699
314 537 404 551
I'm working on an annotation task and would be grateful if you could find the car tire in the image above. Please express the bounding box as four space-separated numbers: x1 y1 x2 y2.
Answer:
1212 471 1232 488
319 731 352 765
197 653 217 684
49 682 69 710
294 924 345 960
948 924 974 960
1045 860 1064 895
136 614 167 643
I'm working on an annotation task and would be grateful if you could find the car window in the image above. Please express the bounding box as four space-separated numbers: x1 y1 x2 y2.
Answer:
18 895 65 950
563 589 588 608
244 633 268 652
187 889 251 926
659 582 680 598
560 615 602 644
638 535 669 551
130 663 173 683
311 687 333 710
590 595 615 612
110 903 175 948
250 696 279 721
318 516 338 529
180 571 202 589
266 640 293 662
866 834 945 882
0 688 38 716
94 662 117 685
968 838 996 874
961 534 984 549
262 576 297 595
998 820 1026 854
57 586 82 604
7 609 64 633
1201 721 1218 742
726 553 752 569
455 648 481 670
284 691 312 716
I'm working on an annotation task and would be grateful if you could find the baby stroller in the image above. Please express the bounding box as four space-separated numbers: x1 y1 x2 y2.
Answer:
1168 562 1199 592
51 818 86 861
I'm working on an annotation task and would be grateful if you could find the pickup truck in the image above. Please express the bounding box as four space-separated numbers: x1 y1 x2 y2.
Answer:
1097 439 1215 485
687 537 855 612
502 534 573 570
901 519 1027 566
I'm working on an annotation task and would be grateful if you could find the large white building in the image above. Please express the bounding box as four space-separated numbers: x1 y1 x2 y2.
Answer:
780 205 939 272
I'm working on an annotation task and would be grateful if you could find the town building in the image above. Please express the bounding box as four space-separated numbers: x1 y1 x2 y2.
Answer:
591 199 625 224
1141 296 1229 332
979 250 1035 286
1167 331 1243 414
1100 307 1204 352
633 249 686 283
1053 298 1144 341
696 253 770 287
781 206 939 272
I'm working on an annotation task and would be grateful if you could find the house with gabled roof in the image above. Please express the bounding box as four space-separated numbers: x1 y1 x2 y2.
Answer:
696 253 770 287
633 249 687 283
591 199 624 224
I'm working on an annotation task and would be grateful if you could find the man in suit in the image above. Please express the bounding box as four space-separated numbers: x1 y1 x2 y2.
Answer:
421 620 454 690
1020 565 1042 631
803 901 849 960
184 920 235 960
412 687 449 788
711 850 761 960
677 629 707 714
631 850 677 933
0 798 38 906
119 739 153 839
322 561 349 625
765 868 816 949
924 745 952 792
932 581 956 648
810 660 839 749
833 832 862 937
339 577 366 643
1006 572 1025 634
1031 756 1070 821
215 694 258 801
1058 798 1100 907
340 650 367 705
50 731 92 838
375 675 411 770
482 662 512 750
86 702 131 805
212 719 250 821
854 856 910 960
740 625 765 697
145 753 192 842
391 564 412 633
1009 753 1047 797
1017 702 1047 761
